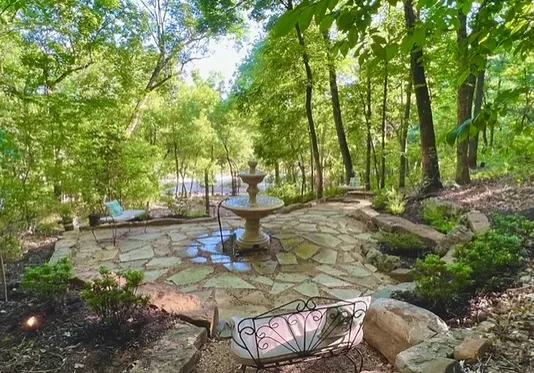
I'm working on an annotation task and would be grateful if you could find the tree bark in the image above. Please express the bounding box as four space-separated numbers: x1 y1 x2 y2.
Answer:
456 11 475 185
469 69 486 168
274 162 280 185
403 0 442 193
400 78 412 188
323 32 353 185
174 142 180 198
380 62 388 189
364 76 372 191
204 169 210 215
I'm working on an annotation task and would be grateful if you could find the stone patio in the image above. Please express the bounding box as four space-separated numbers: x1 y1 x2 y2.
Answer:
54 201 395 320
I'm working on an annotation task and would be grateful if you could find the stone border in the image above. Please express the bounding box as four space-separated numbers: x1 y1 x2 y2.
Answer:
80 216 216 231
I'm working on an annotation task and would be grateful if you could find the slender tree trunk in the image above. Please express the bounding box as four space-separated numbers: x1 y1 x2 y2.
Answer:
309 140 314 192
400 78 412 188
323 32 353 185
364 76 372 190
380 62 388 189
404 0 442 193
204 169 210 215
298 160 306 197
469 69 486 168
456 11 475 185
275 162 280 185
1 253 7 302
371 137 381 188
174 142 180 198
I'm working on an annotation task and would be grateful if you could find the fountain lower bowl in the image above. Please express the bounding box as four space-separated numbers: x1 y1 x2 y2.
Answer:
221 195 284 218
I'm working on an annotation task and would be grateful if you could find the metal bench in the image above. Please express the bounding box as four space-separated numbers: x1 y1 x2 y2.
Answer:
231 296 370 372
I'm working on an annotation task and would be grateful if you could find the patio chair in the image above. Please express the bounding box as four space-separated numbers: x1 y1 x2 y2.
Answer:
92 200 148 245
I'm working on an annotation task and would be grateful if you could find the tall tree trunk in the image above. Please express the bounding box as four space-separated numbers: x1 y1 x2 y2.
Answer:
371 137 380 188
469 69 486 168
323 32 353 185
288 0 322 199
400 78 413 188
1 253 7 302
173 142 180 198
456 11 475 185
298 159 306 197
364 76 372 191
204 169 210 215
403 0 442 193
274 162 280 185
380 62 388 189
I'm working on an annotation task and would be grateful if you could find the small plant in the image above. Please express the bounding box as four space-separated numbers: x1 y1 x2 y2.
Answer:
22 258 72 300
82 267 149 325
454 230 526 288
413 254 473 306
58 203 73 222
491 213 534 242
386 187 406 215
377 231 426 257
423 199 458 233
372 189 388 210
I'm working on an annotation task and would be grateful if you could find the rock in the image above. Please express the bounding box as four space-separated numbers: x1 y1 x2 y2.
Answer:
130 322 207 373
371 214 445 247
372 282 416 300
362 241 379 256
476 321 496 333
138 283 218 337
435 225 474 256
390 268 414 283
453 337 491 363
351 206 380 222
363 298 449 364
441 248 456 264
373 254 401 273
464 211 490 235
395 333 462 373
427 198 466 216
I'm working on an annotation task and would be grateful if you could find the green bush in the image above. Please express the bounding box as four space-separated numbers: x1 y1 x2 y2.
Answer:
491 213 534 242
22 258 72 300
82 267 149 325
372 189 388 210
423 200 458 233
413 254 473 306
266 183 341 205
377 231 426 257
386 188 406 215
454 230 526 288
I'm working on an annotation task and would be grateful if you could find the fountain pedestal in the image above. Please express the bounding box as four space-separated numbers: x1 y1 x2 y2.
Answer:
221 160 284 250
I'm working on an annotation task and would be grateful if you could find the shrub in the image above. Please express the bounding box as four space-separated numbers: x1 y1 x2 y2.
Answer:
386 188 406 215
22 258 72 300
491 213 534 242
377 231 426 257
372 189 388 210
423 200 458 233
454 230 526 288
82 267 149 325
413 254 473 306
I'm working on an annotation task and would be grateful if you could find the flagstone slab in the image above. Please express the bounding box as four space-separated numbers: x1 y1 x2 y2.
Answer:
341 264 373 277
119 259 149 270
91 249 118 262
312 274 352 288
146 257 181 269
316 265 348 278
242 290 272 306
270 282 293 295
325 288 363 300
180 285 199 293
294 242 320 260
191 290 212 302
275 273 309 283
280 237 305 249
276 252 298 265
312 249 338 265
169 232 188 242
223 262 252 272
173 245 200 258
167 267 214 286
118 240 147 253
364 263 378 272
319 226 339 234
303 233 342 248
143 269 169 282
355 233 375 241
278 263 316 273
296 223 318 232
342 252 356 263
203 273 255 289
119 245 154 262
338 234 358 244
133 232 165 241
251 259 278 275
250 275 274 286
294 282 320 298
210 254 231 264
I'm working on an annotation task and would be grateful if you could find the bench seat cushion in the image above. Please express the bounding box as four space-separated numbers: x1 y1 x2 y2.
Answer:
231 297 370 366
100 209 146 223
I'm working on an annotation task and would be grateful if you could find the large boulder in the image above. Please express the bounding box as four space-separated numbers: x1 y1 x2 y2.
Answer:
434 225 474 256
371 214 445 247
351 206 380 223
363 298 449 364
464 211 490 235
426 198 466 216
138 283 218 337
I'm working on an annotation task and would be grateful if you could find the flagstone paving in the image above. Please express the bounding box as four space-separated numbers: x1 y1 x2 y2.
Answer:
59 200 396 320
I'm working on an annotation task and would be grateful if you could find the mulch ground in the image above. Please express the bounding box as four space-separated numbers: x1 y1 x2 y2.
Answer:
0 239 177 373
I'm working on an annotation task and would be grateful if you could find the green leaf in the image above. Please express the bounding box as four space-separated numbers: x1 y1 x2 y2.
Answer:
400 35 414 53
371 35 387 45
371 43 386 59
273 10 299 37
319 14 335 32
298 6 315 31
327 0 338 10
457 70 469 86
461 0 473 15
315 0 330 22
413 26 426 46
340 41 349 57
347 28 358 47
337 10 355 31
387 0 398 5
385 43 399 62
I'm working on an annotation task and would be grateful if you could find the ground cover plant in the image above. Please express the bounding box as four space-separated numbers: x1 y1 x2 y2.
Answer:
422 199 460 233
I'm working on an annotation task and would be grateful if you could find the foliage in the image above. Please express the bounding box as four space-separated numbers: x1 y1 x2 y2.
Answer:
385 188 406 215
82 267 149 325
491 213 534 243
454 230 526 288
58 203 73 222
413 255 473 307
423 200 459 233
377 231 426 257
372 189 388 210
266 183 316 205
22 258 72 300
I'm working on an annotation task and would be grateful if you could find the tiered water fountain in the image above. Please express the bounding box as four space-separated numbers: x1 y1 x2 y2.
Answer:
222 160 284 250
